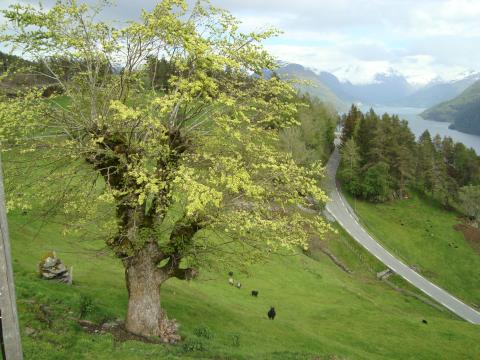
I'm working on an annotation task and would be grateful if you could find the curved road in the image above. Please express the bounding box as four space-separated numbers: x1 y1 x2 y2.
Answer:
325 145 480 324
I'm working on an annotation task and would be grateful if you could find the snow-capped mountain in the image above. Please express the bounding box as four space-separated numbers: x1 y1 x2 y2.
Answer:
276 62 480 109
398 72 480 108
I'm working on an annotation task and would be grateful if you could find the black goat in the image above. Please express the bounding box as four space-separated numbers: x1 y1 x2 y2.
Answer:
251 290 259 297
267 307 276 320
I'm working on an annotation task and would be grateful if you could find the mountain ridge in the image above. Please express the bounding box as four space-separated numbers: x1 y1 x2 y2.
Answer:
421 80 480 135
275 63 349 111
276 62 480 110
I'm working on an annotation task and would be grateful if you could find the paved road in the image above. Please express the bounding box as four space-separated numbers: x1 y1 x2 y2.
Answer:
325 145 480 324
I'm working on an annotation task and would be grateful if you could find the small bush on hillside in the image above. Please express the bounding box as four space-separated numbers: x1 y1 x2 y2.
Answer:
79 294 94 319
193 325 214 339
182 337 207 352
229 333 240 347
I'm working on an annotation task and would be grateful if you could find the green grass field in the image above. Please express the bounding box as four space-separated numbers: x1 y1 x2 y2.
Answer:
8 208 480 359
344 192 480 308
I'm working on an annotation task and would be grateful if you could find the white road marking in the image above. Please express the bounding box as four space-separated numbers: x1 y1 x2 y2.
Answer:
325 146 480 324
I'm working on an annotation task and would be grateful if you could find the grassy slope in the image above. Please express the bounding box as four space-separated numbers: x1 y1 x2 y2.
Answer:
4 107 479 359
344 192 480 308
9 209 480 360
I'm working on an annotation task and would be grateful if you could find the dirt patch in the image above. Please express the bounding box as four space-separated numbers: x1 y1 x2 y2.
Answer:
453 223 480 254
78 320 163 344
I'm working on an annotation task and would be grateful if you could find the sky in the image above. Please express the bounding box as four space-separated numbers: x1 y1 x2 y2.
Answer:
1 0 480 85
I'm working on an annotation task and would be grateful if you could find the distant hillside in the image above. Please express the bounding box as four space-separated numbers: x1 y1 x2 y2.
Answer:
317 71 355 102
276 64 349 111
399 73 480 108
421 80 480 135
276 63 421 108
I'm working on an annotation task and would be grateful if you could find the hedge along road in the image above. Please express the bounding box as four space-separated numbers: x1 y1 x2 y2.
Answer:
324 143 480 324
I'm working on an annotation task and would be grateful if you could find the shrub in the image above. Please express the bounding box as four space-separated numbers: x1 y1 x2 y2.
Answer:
78 294 94 319
182 337 207 352
193 325 214 339
230 333 240 347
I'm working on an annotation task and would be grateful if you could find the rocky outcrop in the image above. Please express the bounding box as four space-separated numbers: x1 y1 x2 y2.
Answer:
38 251 72 284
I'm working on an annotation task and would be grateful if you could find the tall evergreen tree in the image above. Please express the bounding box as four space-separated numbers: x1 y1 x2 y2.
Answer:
355 108 379 166
391 118 416 198
361 161 390 202
339 138 362 196
430 135 453 205
416 130 436 194
368 113 391 165
340 104 362 145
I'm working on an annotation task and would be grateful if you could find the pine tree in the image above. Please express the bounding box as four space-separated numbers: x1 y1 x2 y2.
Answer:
416 130 436 194
368 113 391 165
432 137 449 204
340 104 362 145
355 108 379 166
338 106 480 204
361 161 391 202
391 118 415 198
339 138 362 196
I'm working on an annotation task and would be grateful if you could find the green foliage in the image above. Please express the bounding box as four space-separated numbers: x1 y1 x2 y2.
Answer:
354 109 379 165
416 130 436 193
340 104 362 144
339 106 480 209
0 0 332 336
1 0 330 272
338 138 362 196
145 56 174 91
182 337 208 352
79 294 95 319
338 166 361 197
361 162 390 202
280 94 338 165
193 324 214 339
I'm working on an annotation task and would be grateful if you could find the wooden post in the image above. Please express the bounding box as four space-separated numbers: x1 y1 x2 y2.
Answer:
0 153 23 360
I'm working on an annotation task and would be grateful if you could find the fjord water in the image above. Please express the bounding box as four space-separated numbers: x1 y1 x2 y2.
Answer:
360 105 480 154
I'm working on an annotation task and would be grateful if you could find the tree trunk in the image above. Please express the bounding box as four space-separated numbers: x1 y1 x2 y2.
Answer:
124 245 164 337
123 243 180 342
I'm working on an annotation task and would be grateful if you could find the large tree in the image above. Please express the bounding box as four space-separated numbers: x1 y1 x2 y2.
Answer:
416 130 436 194
0 0 329 340
354 108 378 166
